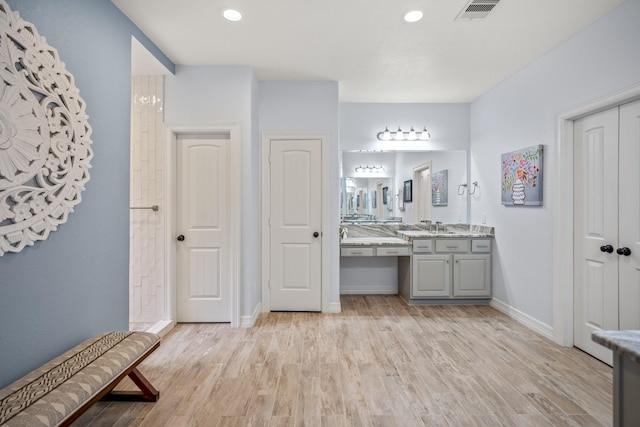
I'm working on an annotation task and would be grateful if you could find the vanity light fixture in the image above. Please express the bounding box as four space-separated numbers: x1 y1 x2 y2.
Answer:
222 8 242 21
355 165 385 173
377 126 430 141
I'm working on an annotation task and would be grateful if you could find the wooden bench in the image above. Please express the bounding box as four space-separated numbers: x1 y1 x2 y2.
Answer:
0 331 160 426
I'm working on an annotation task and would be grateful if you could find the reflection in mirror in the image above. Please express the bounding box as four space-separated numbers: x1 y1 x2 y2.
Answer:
340 150 467 223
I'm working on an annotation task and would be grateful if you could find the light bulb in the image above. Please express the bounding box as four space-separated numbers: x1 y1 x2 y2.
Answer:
222 9 242 21
394 127 404 140
408 127 417 140
383 126 391 140
403 10 424 23
419 127 430 140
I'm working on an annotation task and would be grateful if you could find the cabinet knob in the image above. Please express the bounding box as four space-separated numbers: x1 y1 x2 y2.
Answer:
176 234 185 241
600 245 614 253
617 247 631 256
313 231 320 238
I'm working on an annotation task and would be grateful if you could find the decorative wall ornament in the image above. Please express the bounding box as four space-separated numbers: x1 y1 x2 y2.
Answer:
0 1 93 255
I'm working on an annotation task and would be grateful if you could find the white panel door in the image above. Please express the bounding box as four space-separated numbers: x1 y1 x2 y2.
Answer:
269 139 322 311
618 100 640 330
176 135 230 322
573 107 619 364
574 99 640 364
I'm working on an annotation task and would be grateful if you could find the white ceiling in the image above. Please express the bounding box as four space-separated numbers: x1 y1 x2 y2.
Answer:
114 0 625 103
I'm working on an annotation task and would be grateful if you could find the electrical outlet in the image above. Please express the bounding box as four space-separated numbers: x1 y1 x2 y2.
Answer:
482 213 487 224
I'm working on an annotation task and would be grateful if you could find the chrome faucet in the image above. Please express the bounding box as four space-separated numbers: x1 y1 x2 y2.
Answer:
339 226 348 239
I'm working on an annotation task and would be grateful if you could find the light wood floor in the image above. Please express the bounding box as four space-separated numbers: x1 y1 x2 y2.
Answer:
75 295 613 427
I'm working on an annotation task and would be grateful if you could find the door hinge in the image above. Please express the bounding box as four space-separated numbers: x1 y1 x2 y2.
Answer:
268 280 271 289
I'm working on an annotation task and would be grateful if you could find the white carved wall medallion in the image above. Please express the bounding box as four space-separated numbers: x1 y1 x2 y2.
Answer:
0 1 93 255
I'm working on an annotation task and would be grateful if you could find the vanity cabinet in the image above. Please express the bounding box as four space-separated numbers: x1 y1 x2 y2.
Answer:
400 238 492 302
453 254 491 297
412 254 451 297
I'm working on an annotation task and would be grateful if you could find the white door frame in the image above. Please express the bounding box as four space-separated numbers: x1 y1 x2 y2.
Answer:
554 83 640 346
261 133 330 312
164 124 241 328
412 161 432 223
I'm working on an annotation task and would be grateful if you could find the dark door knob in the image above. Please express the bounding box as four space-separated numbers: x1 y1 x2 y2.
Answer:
313 232 320 238
176 235 185 241
600 245 614 253
617 247 631 256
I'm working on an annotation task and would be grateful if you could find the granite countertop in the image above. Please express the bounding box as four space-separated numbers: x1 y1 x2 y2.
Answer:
396 230 494 240
340 237 410 246
339 223 495 246
592 330 640 363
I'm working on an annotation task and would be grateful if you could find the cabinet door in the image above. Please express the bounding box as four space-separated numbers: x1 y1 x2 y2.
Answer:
453 254 491 297
412 254 451 297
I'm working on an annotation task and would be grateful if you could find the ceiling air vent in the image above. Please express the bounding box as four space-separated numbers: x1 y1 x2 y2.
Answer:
456 0 501 20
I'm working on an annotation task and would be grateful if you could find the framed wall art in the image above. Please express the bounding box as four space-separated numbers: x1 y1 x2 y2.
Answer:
431 170 448 206
501 145 543 206
403 180 412 203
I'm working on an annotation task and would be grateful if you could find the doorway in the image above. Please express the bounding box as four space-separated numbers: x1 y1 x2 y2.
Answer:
261 134 329 312
573 100 640 364
166 125 241 328
553 83 640 352
412 162 432 223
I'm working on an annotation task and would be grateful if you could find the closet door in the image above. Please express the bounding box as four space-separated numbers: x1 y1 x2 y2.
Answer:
574 99 640 365
618 100 640 330
573 106 619 365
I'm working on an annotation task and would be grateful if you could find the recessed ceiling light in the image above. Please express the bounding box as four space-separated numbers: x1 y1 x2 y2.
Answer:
403 10 424 23
222 9 242 22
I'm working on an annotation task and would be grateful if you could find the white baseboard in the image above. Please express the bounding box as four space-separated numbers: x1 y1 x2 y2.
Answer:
147 320 176 337
490 298 553 341
326 301 341 313
240 302 262 328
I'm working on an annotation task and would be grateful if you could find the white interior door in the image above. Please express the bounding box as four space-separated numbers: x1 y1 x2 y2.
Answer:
176 134 230 322
573 100 640 364
269 138 322 311
618 100 640 330
573 107 619 364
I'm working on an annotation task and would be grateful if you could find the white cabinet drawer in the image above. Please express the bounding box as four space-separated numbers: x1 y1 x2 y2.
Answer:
471 239 492 253
341 247 374 257
377 246 411 256
435 239 469 253
412 239 433 253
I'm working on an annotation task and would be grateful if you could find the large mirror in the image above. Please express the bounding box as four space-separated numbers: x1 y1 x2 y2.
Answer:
340 150 468 224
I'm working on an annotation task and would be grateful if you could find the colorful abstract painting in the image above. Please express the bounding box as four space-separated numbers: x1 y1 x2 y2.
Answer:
501 145 543 206
431 170 448 206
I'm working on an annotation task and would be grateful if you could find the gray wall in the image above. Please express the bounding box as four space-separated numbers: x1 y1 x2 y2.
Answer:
0 0 173 388
164 65 260 317
259 82 341 304
470 0 640 326
340 103 470 152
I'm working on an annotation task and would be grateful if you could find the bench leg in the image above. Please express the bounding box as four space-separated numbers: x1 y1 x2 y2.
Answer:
104 368 159 402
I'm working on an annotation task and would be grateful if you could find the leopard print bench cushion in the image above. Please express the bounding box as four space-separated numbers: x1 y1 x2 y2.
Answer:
0 331 159 426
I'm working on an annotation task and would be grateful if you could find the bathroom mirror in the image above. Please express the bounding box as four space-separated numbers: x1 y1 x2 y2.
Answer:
340 150 468 224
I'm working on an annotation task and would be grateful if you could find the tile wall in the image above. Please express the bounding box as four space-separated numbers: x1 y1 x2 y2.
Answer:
129 75 165 324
